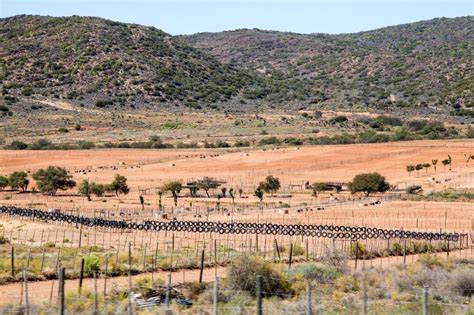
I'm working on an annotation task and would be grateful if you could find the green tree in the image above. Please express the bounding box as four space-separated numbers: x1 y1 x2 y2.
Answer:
78 179 93 201
258 175 281 196
415 163 423 176
221 187 227 197
441 159 450 171
196 177 221 198
254 186 264 202
228 188 235 203
32 166 76 195
311 182 328 197
238 188 243 198
0 176 9 191
422 163 431 174
348 172 390 196
187 181 199 197
9 171 29 191
161 181 182 207
406 165 415 176
7 141 28 150
110 174 129 196
431 159 438 172
448 155 452 171
90 183 105 197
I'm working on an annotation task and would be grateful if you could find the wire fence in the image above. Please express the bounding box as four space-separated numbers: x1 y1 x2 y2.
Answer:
1 269 473 315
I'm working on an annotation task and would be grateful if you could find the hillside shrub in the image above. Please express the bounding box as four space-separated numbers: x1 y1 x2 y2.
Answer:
225 255 292 297
6 141 28 150
84 254 100 275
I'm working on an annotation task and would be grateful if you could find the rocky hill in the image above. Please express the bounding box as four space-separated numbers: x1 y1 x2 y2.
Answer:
1 15 473 117
184 17 473 115
0 15 264 112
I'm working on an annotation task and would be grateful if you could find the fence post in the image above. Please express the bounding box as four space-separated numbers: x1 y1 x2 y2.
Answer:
362 276 368 314
422 286 428 315
288 243 293 270
213 277 219 315
199 249 205 283
23 268 29 315
78 224 82 248
78 258 84 295
165 272 171 307
58 267 65 315
128 242 132 315
274 239 281 261
40 250 45 273
11 246 14 277
104 256 108 297
306 281 312 315
256 275 263 315
93 272 98 315
403 238 407 266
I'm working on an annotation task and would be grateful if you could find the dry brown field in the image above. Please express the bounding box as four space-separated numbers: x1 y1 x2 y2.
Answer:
1 139 473 215
0 139 472 251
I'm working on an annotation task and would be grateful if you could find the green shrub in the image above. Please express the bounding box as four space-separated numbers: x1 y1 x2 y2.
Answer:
329 115 348 124
289 263 340 283
225 255 293 297
258 137 281 146
450 270 474 297
6 141 28 150
0 236 9 244
84 254 100 275
95 99 113 107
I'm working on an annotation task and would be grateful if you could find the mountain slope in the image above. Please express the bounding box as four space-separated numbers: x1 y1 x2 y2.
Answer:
184 17 473 113
0 15 472 117
0 15 263 110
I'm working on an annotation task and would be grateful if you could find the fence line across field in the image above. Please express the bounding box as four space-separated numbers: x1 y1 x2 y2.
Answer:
4 267 473 315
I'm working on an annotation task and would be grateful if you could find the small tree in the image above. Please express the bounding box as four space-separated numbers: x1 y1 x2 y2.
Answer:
442 159 450 172
161 181 182 207
9 171 29 191
465 154 474 166
84 254 100 276
448 155 452 171
254 186 264 202
109 174 129 196
32 166 76 195
348 172 390 196
78 179 93 201
196 177 221 198
0 176 9 191
311 182 328 197
422 163 431 174
406 165 415 177
238 188 243 198
228 188 235 203
158 191 163 211
221 187 227 198
415 164 423 176
187 181 199 197
258 175 281 196
139 195 144 211
431 159 438 172
90 183 105 197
